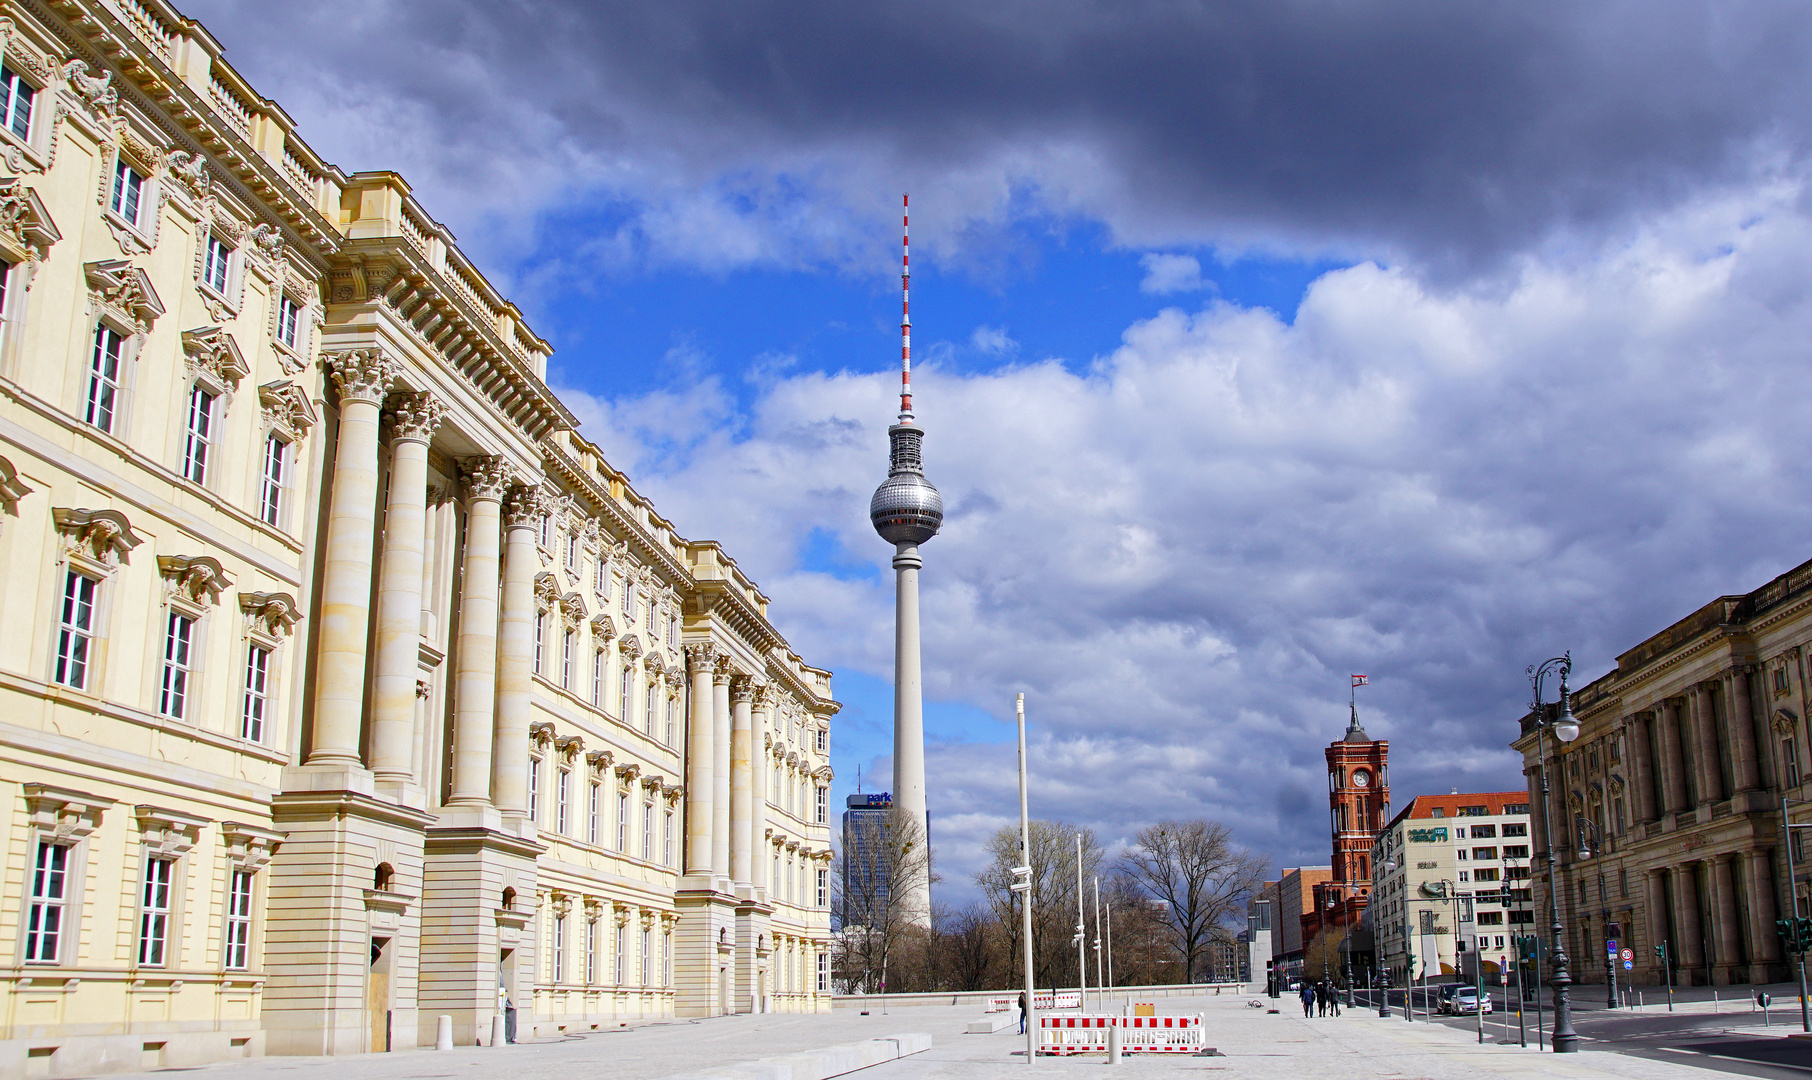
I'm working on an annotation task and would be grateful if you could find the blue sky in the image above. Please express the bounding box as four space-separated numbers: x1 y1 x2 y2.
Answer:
187 0 1812 902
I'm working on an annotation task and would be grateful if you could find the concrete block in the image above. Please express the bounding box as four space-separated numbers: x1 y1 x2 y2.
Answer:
966 1015 1014 1034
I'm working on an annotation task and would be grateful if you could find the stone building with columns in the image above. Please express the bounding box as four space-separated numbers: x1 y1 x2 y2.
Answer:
1513 556 1812 990
0 1 833 1075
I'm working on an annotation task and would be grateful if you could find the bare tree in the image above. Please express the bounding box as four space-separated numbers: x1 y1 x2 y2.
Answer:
1120 820 1267 983
939 903 999 991
976 819 1104 990
832 808 933 994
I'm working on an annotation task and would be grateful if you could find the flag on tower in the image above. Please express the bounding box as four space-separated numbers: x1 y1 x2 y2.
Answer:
1352 674 1369 687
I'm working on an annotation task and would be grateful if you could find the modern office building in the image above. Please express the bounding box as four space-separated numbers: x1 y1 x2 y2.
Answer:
0 1 835 1074
838 792 893 928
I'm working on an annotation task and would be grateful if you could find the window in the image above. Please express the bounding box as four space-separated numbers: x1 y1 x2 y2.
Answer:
1470 824 1496 838
1458 870 1470 882
641 927 651 986
533 613 545 675
595 560 608 595
528 756 542 824
624 589 636 622
276 294 301 350
1777 663 1793 695
258 435 286 526
585 918 596 984
668 613 678 644
202 232 231 293
86 323 126 433
1472 847 1497 860
159 612 197 719
818 951 829 993
816 868 827 908
564 533 577 570
0 66 35 141
614 923 625 984
664 810 673 865
1502 822 1528 837
138 856 174 966
1502 844 1529 859
588 781 600 845
642 801 653 860
617 793 629 850
816 728 826 752
1787 738 1803 789
224 869 254 970
1620 869 1630 899
1473 867 1499 882
1509 909 1535 925
242 644 271 742
665 696 675 745
111 158 145 228
664 930 672 987
645 683 656 735
561 630 575 689
24 841 69 963
556 768 571 834
1431 808 1444 818
182 386 216 484
815 786 828 824
537 513 551 548
773 853 780 893
620 666 632 723
54 571 97 689
1503 803 1530 815
591 649 605 708
552 912 565 983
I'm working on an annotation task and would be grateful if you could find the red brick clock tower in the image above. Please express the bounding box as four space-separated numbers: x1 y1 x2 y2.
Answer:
1304 696 1390 946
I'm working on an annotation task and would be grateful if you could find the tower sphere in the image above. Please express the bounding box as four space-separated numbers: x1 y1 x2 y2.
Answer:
870 470 943 545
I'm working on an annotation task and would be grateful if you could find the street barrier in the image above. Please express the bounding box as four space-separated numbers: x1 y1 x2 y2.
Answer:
1036 1014 1204 1055
988 991 1082 1012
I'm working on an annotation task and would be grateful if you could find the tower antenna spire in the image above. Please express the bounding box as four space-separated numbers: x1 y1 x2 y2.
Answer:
900 193 913 422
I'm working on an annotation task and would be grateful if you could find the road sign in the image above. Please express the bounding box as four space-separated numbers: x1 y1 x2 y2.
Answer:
1623 959 1633 971
1620 948 1633 961
1606 938 1619 957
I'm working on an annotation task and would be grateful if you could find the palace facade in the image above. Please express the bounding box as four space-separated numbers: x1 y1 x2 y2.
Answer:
1515 556 1812 989
0 1 834 1075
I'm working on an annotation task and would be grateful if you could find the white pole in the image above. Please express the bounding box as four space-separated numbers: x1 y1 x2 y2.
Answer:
1077 832 1087 1010
1094 876 1105 1008
1106 898 1115 994
1017 694 1036 1064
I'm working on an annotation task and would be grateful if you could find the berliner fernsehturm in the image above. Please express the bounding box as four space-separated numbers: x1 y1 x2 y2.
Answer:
869 194 942 929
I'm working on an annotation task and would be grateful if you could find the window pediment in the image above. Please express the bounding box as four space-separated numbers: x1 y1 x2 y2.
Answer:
239 590 300 639
0 178 58 268
53 506 141 568
258 380 317 442
181 326 249 393
22 783 108 841
157 555 231 607
85 259 163 336
134 804 208 856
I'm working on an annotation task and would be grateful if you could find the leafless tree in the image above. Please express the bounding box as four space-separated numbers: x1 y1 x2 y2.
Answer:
938 903 999 991
832 809 933 994
976 819 1104 990
1119 819 1267 983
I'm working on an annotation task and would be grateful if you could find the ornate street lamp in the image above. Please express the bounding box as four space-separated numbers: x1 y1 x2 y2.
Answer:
1575 814 1619 1010
1527 653 1581 1052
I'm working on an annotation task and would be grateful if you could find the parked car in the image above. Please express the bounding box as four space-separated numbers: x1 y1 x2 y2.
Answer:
1451 986 1494 1015
1434 984 1464 1014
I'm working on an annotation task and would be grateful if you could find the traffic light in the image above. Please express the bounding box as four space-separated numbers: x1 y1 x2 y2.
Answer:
1778 919 1798 952
1798 917 1812 952
1654 943 1669 961
1517 935 1537 962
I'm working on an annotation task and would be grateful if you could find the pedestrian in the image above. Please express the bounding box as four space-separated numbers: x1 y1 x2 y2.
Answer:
1315 982 1327 1016
1300 982 1314 1018
1018 991 1028 1035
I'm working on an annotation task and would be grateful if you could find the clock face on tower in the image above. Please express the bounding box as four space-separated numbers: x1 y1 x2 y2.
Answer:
1352 770 1370 788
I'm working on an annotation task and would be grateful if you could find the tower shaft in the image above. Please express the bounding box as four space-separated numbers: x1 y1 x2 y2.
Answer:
892 542 930 926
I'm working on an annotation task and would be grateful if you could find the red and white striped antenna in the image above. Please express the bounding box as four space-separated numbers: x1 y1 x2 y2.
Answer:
899 193 914 423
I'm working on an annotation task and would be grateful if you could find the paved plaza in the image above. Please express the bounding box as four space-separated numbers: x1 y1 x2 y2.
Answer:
84 992 1781 1080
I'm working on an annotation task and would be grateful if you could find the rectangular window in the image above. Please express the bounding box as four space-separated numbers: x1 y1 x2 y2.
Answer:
159 612 196 719
565 533 578 570
664 930 672 987
557 768 571 834
588 781 600 845
1502 844 1530 859
182 385 216 485
641 927 650 987
111 158 144 228
818 951 829 993
87 323 126 433
591 649 604 707
276 294 300 349
665 696 674 745
533 613 544 675
242 644 271 742
621 666 632 723
664 810 674 865
816 728 826 752
585 918 596 984
203 233 231 293
816 786 827 824
642 801 653 861
1472 846 1497 860
54 571 97 689
624 589 636 621
816 868 827 908
138 856 174 967
1472 867 1499 882
0 66 35 140
528 756 542 824
1788 739 1803 789
538 514 550 548
1475 911 1504 926
259 435 286 526
24 841 69 964
1502 822 1528 837
668 613 678 644
617 793 628 850
553 913 565 983
224 869 254 970
614 923 625 984
561 629 575 689
645 683 656 735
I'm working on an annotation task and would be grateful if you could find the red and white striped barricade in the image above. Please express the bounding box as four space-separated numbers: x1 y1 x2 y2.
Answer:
1120 1014 1205 1053
985 995 1015 1013
1037 1015 1116 1055
1034 991 1081 1010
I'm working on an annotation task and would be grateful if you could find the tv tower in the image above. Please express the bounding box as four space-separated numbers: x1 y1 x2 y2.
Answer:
869 194 942 927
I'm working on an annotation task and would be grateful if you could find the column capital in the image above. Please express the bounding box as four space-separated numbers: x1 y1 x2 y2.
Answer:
384 389 446 443
503 483 545 528
324 348 398 406
460 456 512 501
685 642 719 674
732 677 762 705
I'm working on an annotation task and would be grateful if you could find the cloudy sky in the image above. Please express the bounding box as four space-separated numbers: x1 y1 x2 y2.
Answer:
189 0 1812 900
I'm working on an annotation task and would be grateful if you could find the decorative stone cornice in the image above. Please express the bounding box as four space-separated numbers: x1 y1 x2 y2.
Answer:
53 507 141 567
135 804 208 856
0 179 59 270
533 571 559 609
559 591 588 627
0 455 32 515
240 591 301 638
589 613 617 643
615 762 641 782
324 348 397 406
22 783 108 841
529 721 556 750
221 821 284 871
384 389 445 443
258 380 318 442
503 484 544 529
585 748 615 774
181 326 250 392
618 635 642 660
461 456 512 502
156 554 231 606
85 259 164 337
554 734 584 761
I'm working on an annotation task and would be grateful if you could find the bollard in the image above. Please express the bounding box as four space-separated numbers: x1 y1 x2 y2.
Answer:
1107 1023 1121 1064
435 1015 453 1051
491 1013 506 1047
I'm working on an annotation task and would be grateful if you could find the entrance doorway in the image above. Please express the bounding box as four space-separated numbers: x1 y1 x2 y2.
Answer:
368 937 392 1052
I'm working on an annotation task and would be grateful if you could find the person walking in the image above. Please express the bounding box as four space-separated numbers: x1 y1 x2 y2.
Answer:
1315 982 1327 1017
1300 982 1314 1018
1018 991 1028 1035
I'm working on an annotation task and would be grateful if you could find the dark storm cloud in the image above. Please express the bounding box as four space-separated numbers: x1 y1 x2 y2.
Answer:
183 0 1812 267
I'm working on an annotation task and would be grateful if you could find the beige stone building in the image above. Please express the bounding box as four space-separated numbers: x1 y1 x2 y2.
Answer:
1514 556 1812 990
0 1 834 1075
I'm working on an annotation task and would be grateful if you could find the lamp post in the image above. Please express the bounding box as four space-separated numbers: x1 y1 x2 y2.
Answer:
1575 815 1618 1010
1527 653 1582 1053
1012 694 1035 1064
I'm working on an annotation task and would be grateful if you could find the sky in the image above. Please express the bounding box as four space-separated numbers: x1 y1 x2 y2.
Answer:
185 0 1812 904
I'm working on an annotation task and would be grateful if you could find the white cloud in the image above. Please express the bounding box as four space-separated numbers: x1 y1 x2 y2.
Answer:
557 179 1812 895
1138 252 1206 294
969 326 1018 355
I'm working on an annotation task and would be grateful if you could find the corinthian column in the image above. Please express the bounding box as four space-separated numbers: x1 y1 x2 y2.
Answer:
729 678 756 886
1660 698 1688 812
713 663 733 878
684 644 717 874
751 689 773 893
370 390 444 787
447 457 509 805
307 349 397 767
493 484 542 820
1730 670 1760 791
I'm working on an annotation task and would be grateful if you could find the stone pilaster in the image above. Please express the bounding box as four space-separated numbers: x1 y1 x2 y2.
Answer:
730 678 756 888
684 643 718 874
493 484 541 822
1745 850 1782 981
307 349 397 768
1659 698 1689 812
1730 669 1760 791
1630 712 1658 823
713 663 733 877
1674 863 1706 979
448 457 509 806
751 688 773 895
1690 684 1722 805
371 390 444 794
1710 856 1743 983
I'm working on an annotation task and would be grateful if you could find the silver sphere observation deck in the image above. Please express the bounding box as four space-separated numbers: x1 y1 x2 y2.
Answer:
870 422 943 546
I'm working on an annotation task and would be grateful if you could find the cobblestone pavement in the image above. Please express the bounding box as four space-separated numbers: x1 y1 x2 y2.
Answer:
98 994 1749 1080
